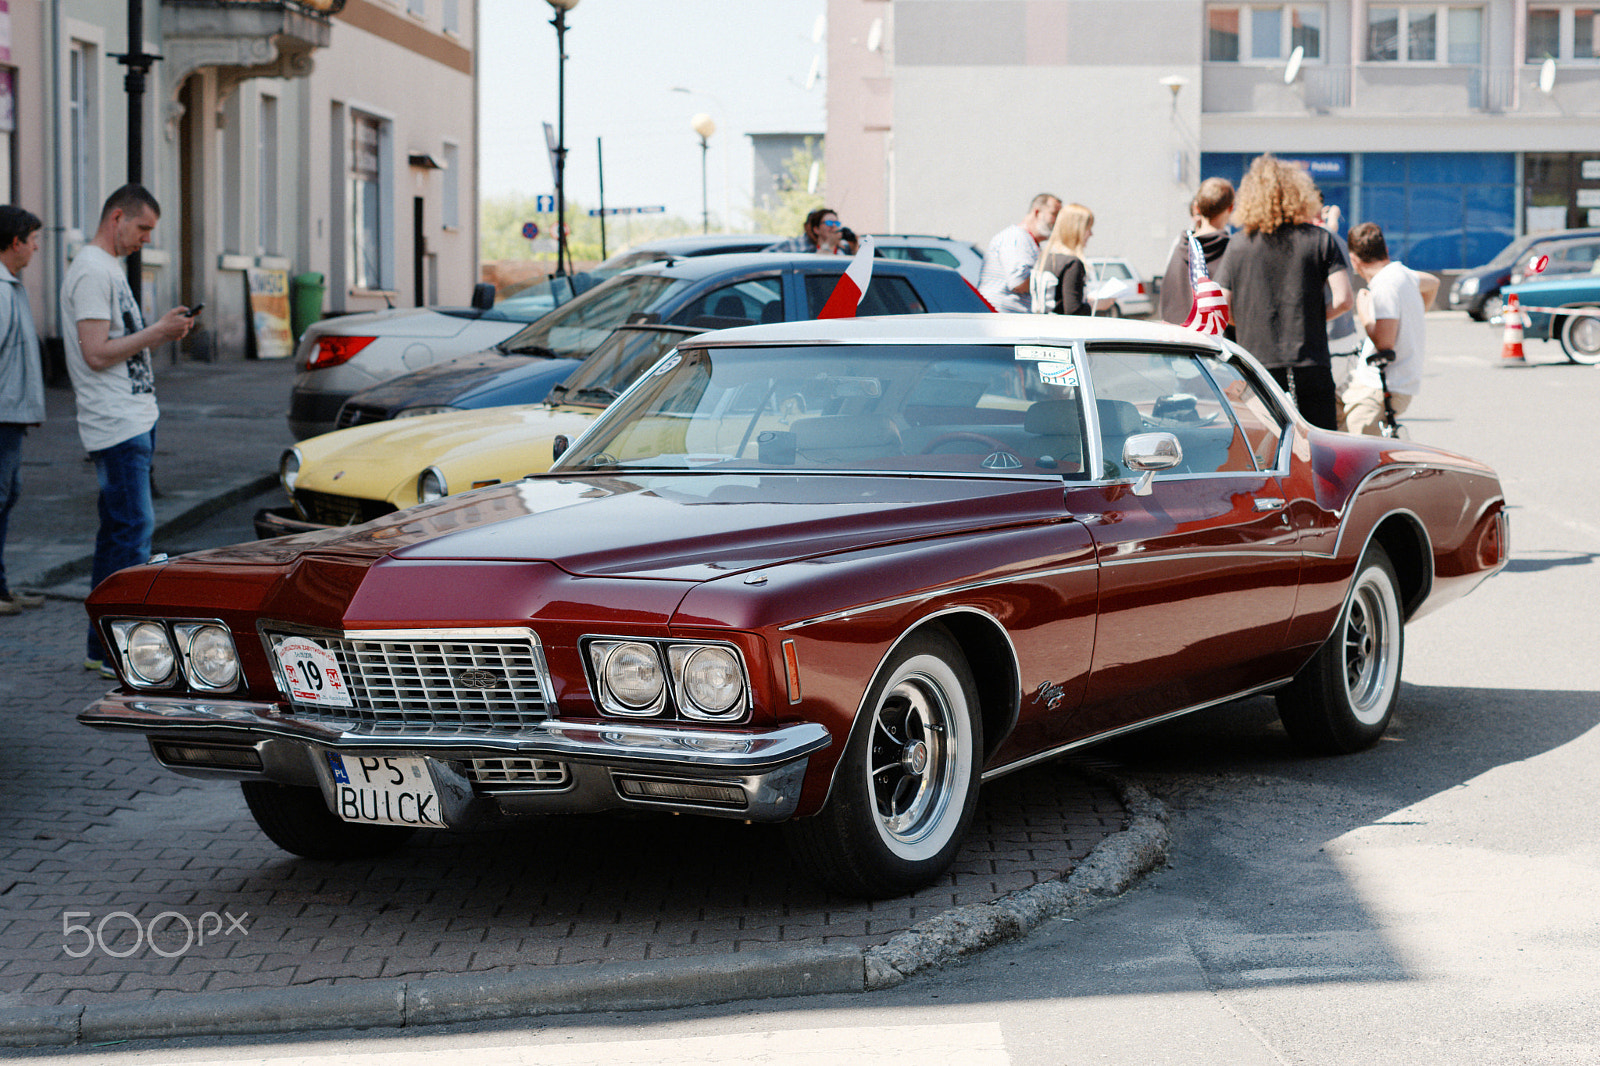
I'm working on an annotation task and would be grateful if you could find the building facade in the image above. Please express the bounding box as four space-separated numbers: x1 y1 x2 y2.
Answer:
4 0 477 362
827 0 1600 277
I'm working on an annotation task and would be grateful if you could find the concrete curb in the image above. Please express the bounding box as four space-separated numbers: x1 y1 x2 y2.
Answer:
0 775 1168 1048
28 473 278 592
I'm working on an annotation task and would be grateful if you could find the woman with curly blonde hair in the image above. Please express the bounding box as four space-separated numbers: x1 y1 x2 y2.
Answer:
1215 155 1353 430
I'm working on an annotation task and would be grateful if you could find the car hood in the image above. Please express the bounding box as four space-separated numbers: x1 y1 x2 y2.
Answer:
198 473 1072 583
293 405 603 502
345 353 560 410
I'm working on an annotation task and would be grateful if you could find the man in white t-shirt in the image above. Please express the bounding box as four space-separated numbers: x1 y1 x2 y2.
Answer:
61 184 194 674
1341 221 1439 436
977 194 1061 313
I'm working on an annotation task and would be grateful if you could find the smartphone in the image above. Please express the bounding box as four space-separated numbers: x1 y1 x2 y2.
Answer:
186 303 205 318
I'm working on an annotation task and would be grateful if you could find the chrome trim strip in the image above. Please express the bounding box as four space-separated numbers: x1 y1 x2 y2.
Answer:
78 695 831 773
780 561 1098 630
980 679 1286 782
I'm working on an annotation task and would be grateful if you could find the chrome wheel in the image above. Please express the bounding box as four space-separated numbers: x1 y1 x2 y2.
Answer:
867 661 971 860
1342 566 1401 727
1560 311 1600 365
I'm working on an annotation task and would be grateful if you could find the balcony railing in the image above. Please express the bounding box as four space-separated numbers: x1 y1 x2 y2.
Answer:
1203 61 1600 116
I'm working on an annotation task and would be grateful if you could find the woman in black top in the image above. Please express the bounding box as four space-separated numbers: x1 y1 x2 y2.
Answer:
1030 203 1099 315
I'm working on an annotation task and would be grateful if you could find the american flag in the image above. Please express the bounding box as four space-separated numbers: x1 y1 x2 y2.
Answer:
1181 231 1229 336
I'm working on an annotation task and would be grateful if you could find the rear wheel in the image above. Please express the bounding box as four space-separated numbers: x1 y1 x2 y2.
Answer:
1276 545 1403 754
1475 292 1502 323
785 630 982 898
241 781 415 859
1559 310 1600 365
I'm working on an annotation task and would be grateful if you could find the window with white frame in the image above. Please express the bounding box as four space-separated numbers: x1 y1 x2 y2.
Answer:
441 141 460 230
349 112 389 291
1368 6 1483 62
1528 6 1599 61
442 0 459 34
408 0 424 17
259 94 280 256
1208 5 1324 61
68 40 99 235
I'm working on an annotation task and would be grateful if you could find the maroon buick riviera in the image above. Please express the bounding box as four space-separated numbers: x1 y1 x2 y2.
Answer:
79 314 1508 898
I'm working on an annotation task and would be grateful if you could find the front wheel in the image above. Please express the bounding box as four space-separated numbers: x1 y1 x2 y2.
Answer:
1559 310 1600 365
784 630 982 898
1276 545 1404 754
241 781 416 859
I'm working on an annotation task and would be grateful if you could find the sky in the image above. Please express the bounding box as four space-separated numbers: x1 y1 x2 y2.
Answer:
478 0 828 234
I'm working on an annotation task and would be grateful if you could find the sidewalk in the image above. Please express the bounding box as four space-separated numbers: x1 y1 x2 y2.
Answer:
0 357 1160 1049
11 356 297 596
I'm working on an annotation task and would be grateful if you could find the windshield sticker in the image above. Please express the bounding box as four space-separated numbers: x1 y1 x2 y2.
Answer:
1014 345 1075 362
653 353 682 376
1038 361 1079 387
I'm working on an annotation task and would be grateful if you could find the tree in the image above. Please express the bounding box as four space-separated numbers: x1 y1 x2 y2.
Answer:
748 138 824 239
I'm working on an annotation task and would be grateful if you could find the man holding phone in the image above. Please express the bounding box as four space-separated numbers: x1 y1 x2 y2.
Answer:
60 183 195 675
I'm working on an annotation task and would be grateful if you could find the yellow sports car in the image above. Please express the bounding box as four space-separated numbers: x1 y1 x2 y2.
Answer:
255 324 693 536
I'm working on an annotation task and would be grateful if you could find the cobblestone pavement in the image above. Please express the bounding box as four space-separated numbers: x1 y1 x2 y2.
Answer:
1 597 1126 1010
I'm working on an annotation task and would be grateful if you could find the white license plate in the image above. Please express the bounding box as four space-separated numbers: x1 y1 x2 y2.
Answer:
326 754 447 828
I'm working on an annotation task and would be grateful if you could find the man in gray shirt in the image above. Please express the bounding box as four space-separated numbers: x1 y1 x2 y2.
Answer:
978 194 1061 313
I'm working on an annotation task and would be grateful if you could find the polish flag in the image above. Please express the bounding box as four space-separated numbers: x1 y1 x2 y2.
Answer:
816 234 877 319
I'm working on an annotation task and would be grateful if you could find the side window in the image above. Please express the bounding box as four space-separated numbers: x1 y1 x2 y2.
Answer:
1204 358 1287 470
669 277 783 326
803 274 929 317
1086 349 1256 477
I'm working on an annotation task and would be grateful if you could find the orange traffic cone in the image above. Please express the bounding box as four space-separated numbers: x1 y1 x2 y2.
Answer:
1500 292 1526 363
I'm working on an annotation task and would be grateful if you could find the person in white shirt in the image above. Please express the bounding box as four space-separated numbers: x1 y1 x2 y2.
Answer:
977 194 1061 313
1341 222 1440 436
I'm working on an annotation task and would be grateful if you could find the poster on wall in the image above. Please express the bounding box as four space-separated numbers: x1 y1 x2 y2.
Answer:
245 268 293 359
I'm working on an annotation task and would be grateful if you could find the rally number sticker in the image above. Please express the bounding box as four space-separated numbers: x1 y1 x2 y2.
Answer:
1038 361 1079 387
275 637 353 707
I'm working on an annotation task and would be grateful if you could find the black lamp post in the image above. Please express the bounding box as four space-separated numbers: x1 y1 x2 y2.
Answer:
690 113 715 235
546 0 580 276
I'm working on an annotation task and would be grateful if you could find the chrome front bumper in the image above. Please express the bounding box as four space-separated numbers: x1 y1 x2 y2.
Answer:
80 693 832 822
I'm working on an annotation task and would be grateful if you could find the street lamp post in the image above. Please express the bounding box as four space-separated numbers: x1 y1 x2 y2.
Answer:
691 113 715 235
546 0 580 276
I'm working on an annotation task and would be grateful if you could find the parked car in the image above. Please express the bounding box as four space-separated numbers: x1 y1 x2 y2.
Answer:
870 234 985 284
1502 271 1600 364
286 273 597 440
258 254 992 535
1448 228 1600 321
1507 234 1600 286
79 313 1508 898
288 235 784 440
1087 257 1154 318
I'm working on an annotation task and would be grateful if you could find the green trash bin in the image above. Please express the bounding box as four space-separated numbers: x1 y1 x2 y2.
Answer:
290 272 326 341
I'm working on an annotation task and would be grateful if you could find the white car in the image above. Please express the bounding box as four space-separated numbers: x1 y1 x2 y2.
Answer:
1088 257 1154 319
870 234 985 285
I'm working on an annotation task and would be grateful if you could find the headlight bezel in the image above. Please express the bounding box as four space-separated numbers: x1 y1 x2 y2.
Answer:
279 448 302 495
583 636 750 722
106 618 242 693
417 466 448 504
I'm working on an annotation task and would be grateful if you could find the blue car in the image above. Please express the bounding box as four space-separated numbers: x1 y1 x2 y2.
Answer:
334 252 990 427
1503 270 1600 365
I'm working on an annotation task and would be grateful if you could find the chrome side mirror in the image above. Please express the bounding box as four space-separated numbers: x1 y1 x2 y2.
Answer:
1123 432 1182 496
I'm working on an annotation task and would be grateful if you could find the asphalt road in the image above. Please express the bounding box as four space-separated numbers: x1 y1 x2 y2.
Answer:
16 312 1599 1064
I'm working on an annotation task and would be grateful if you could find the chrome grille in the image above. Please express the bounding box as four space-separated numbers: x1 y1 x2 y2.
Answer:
292 490 396 527
463 757 569 789
267 628 554 736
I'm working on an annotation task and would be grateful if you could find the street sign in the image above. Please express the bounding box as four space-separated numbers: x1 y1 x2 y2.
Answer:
587 206 667 217
544 122 560 187
534 195 555 213
521 221 539 239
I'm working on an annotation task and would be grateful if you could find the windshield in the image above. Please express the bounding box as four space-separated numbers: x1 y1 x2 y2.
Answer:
482 273 598 322
498 274 683 358
548 327 700 407
554 343 1096 478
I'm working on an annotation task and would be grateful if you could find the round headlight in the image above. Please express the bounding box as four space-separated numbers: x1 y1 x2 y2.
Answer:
184 625 240 690
396 405 460 419
676 645 744 717
125 622 177 685
603 642 665 711
279 448 302 494
1457 276 1479 296
417 466 448 504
